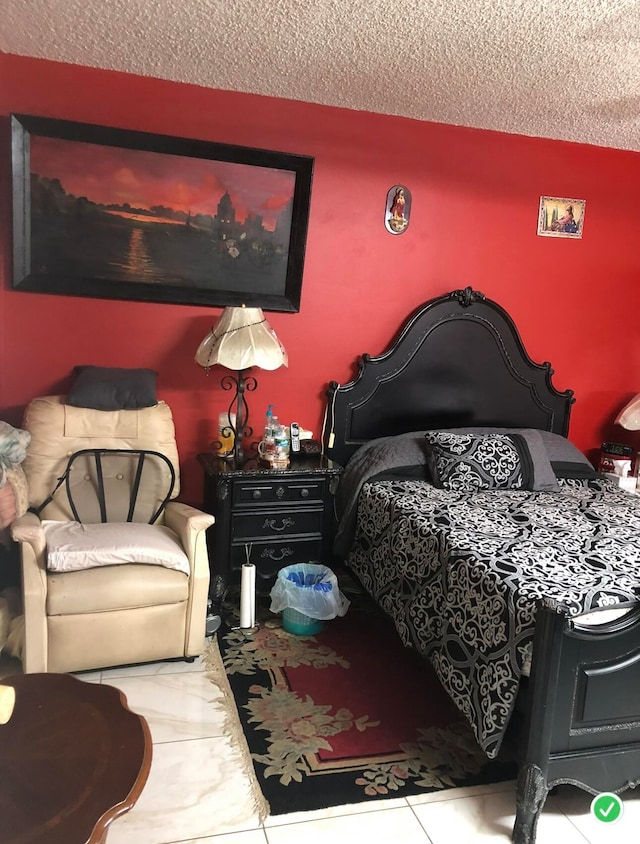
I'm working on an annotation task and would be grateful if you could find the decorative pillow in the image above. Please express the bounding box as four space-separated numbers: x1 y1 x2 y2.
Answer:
515 429 561 491
424 431 534 492
42 520 189 575
434 427 588 485
67 366 158 411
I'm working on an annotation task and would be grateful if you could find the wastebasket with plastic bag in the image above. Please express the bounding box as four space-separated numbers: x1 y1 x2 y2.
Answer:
270 563 350 635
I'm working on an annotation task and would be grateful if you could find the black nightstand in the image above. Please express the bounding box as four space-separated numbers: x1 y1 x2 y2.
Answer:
197 453 343 595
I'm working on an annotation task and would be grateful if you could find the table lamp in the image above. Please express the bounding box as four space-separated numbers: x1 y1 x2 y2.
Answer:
615 394 640 431
615 393 640 487
195 306 287 465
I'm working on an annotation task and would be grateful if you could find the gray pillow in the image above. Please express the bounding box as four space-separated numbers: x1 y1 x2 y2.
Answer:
534 430 597 478
425 431 534 492
67 366 158 411
516 429 561 491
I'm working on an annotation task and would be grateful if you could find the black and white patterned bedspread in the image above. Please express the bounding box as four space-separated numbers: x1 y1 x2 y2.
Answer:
346 477 640 758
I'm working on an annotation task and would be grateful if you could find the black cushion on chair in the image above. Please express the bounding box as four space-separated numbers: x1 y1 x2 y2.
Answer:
67 366 158 411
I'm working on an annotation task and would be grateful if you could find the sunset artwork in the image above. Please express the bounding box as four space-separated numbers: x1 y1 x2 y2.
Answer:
12 115 313 310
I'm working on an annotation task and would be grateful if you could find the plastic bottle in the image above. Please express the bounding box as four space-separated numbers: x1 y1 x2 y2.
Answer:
217 411 236 458
260 405 277 464
268 421 289 469
265 404 276 438
268 408 282 450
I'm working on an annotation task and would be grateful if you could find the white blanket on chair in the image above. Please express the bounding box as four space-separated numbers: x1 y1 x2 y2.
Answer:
42 521 190 575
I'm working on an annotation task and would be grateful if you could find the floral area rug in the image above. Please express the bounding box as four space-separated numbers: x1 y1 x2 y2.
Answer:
212 576 517 816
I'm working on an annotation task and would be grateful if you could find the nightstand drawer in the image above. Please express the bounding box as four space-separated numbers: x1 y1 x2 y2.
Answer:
233 479 324 506
232 508 324 540
230 537 324 585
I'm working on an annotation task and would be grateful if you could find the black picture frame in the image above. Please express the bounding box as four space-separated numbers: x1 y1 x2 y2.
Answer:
11 114 314 312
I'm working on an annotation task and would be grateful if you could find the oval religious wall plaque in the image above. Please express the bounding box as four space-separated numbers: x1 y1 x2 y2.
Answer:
384 184 411 234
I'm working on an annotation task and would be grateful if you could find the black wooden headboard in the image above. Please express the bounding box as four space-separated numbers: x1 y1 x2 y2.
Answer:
324 287 574 467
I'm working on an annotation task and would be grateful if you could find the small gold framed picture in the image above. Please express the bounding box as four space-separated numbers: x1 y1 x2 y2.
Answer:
537 196 585 239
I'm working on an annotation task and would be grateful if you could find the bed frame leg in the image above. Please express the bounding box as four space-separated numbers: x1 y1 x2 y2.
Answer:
513 763 547 844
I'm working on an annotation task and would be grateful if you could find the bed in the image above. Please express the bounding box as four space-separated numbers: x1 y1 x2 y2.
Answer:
324 287 640 844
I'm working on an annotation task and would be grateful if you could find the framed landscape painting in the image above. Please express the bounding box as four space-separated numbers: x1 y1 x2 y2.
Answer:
11 114 314 311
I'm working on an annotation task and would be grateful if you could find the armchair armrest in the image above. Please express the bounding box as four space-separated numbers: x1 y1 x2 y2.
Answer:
164 503 214 655
164 503 214 571
11 511 46 553
10 512 48 673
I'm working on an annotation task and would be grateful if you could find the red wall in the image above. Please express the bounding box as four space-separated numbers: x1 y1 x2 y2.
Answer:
1 53 640 504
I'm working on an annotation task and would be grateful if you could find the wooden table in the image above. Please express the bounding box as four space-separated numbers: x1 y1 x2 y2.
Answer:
0 673 152 844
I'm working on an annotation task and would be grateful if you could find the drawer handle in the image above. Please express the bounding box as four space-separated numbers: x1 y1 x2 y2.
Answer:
300 488 310 498
252 490 262 500
263 517 295 532
260 547 294 561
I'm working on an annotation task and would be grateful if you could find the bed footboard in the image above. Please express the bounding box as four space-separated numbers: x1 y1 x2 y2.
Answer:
513 599 640 844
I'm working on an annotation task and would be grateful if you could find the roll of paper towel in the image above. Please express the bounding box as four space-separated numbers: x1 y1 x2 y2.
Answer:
240 563 256 629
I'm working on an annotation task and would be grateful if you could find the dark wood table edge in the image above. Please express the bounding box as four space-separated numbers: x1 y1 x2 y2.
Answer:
88 685 153 844
0 674 153 844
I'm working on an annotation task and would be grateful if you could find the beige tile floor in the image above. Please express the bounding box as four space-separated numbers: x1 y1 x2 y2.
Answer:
2 647 639 844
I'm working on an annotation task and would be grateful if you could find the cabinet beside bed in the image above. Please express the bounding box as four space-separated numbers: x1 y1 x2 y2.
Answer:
198 453 342 595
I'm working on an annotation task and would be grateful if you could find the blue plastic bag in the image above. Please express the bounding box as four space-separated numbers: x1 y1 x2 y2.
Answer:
269 563 350 620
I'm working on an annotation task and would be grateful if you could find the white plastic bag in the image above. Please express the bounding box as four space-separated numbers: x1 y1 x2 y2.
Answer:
269 563 350 621
0 422 31 487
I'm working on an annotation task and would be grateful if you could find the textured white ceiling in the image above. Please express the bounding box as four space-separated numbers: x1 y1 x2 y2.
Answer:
2 0 640 151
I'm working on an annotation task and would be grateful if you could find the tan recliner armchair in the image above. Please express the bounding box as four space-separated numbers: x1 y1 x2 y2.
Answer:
11 396 214 674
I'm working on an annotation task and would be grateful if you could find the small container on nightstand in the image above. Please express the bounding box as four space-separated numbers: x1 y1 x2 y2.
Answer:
197 453 343 596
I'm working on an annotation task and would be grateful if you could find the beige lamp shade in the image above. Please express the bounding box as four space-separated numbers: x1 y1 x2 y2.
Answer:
616 394 640 431
195 307 288 372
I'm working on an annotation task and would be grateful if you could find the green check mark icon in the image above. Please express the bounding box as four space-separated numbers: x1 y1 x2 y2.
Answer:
591 793 623 824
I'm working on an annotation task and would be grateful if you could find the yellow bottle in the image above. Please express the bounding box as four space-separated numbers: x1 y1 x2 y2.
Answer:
217 412 236 458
